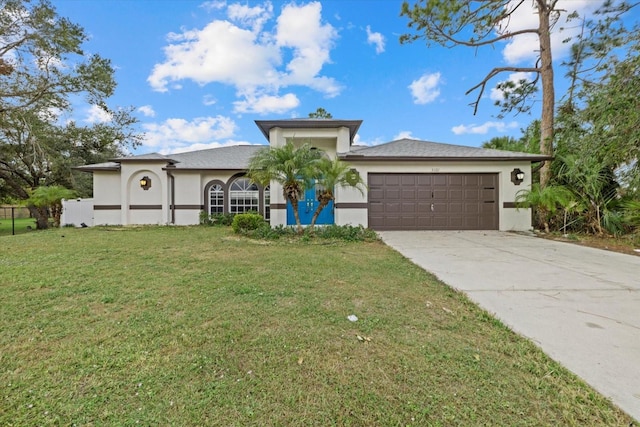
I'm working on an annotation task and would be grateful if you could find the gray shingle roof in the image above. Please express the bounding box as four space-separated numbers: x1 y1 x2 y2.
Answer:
340 138 551 161
169 145 266 169
74 161 120 171
77 138 550 173
111 152 178 162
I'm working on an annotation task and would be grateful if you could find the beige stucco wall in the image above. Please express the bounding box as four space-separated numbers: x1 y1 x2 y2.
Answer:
93 171 122 225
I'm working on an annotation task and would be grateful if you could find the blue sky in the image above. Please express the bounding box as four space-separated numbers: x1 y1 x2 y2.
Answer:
52 0 637 155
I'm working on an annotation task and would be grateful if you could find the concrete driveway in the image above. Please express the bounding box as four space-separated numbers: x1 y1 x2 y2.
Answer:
378 230 640 421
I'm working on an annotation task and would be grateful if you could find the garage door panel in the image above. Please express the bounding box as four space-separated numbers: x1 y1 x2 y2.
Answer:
385 189 401 199
368 173 498 230
401 188 416 199
433 189 448 199
417 189 431 199
401 175 417 186
433 175 447 186
401 202 417 213
448 175 464 186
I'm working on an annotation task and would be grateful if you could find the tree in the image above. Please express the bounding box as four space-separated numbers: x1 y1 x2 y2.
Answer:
308 157 366 229
400 0 564 187
0 0 141 228
308 108 332 119
247 141 322 234
26 185 75 228
515 183 575 233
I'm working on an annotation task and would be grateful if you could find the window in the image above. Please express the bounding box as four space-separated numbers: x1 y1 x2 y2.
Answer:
209 184 224 214
229 177 259 214
264 185 270 220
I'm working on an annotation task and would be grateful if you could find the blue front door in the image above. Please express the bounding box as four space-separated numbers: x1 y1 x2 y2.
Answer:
287 184 334 226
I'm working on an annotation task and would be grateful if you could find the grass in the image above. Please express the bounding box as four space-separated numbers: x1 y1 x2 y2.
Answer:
0 226 634 426
0 217 37 237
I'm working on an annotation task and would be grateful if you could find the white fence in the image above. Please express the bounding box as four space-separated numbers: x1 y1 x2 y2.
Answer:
61 198 94 227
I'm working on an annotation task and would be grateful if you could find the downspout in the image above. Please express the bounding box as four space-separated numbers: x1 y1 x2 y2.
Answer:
167 170 175 224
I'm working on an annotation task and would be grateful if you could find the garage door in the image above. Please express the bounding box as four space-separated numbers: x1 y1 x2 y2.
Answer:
368 173 498 230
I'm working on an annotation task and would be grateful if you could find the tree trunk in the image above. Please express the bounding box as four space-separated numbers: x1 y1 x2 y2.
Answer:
537 1 555 187
28 205 49 229
287 196 303 235
309 193 332 230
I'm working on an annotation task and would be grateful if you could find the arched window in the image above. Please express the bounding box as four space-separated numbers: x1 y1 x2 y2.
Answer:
264 185 270 220
209 184 224 214
229 177 259 214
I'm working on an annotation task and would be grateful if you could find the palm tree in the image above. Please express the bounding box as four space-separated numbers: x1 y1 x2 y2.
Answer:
247 141 321 234
515 183 576 233
309 157 366 230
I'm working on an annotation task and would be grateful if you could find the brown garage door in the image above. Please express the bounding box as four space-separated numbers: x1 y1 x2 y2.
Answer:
368 173 498 230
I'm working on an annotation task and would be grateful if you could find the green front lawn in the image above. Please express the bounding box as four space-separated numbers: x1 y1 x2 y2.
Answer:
0 226 634 426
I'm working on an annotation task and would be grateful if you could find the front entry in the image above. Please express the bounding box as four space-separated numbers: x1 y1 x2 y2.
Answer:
287 185 334 226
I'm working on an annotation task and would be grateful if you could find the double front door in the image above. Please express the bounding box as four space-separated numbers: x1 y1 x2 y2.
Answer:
286 184 334 226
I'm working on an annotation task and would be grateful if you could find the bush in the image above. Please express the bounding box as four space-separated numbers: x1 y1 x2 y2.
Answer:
311 224 379 242
250 224 294 240
232 213 266 234
200 211 235 226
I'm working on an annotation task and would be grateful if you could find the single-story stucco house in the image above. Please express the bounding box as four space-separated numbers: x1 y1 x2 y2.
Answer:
76 119 551 231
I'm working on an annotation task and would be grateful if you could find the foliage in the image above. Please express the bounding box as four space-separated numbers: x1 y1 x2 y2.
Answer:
516 184 576 233
0 226 633 425
0 0 141 228
309 157 366 229
231 212 266 234
622 200 640 229
199 211 235 226
308 107 332 119
311 224 378 242
247 141 322 234
26 185 75 228
555 154 620 235
482 121 541 154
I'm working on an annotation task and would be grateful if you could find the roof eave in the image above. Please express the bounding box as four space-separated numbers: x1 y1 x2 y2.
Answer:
255 119 363 144
73 165 121 172
339 155 553 162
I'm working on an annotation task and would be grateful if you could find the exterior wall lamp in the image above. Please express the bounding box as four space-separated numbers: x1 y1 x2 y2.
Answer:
511 168 525 185
140 176 151 190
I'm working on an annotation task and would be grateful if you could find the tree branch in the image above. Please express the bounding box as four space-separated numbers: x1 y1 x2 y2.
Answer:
465 66 540 115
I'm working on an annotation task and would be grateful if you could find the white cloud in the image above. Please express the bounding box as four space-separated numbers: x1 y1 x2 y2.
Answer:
233 93 299 114
200 1 227 13
148 1 340 113
227 2 273 33
203 95 217 106
366 25 385 54
138 105 156 117
409 72 441 104
275 2 341 96
84 105 112 124
451 121 518 135
141 115 238 153
490 71 534 101
394 130 415 140
499 0 600 65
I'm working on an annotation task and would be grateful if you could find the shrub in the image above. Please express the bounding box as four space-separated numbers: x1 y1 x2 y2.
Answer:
200 211 235 226
246 223 294 240
232 213 266 234
311 224 378 242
